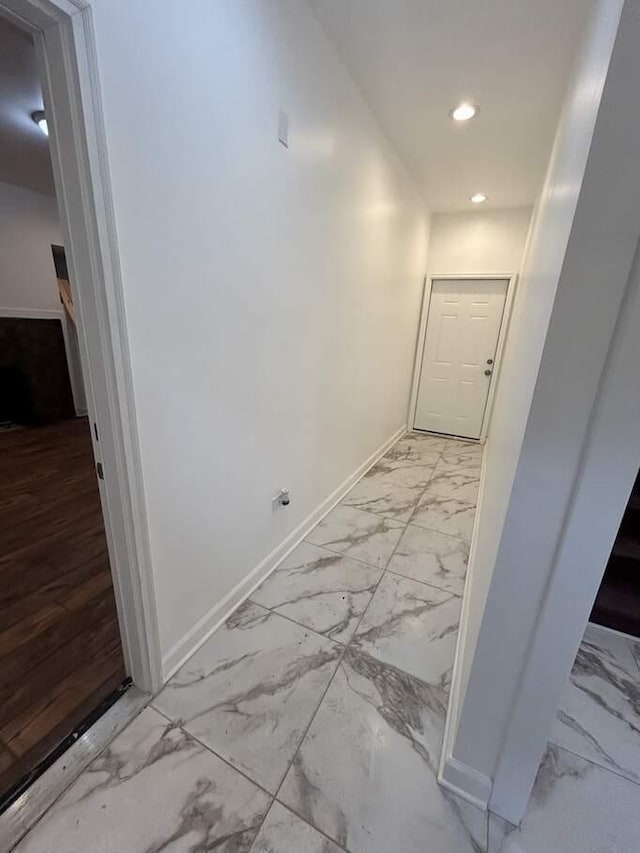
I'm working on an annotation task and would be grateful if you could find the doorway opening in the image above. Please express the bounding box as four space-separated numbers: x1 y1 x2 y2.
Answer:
0 13 128 804
590 470 640 638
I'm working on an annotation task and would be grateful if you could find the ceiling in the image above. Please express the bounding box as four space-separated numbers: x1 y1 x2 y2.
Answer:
0 14 54 195
309 0 592 212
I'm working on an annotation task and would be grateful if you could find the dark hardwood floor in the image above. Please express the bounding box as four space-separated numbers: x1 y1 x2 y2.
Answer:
0 418 126 798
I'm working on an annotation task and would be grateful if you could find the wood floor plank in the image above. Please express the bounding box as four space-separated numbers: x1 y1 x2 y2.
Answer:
0 419 126 796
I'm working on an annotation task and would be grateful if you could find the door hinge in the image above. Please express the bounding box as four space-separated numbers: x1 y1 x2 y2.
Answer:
93 422 99 441
96 461 104 480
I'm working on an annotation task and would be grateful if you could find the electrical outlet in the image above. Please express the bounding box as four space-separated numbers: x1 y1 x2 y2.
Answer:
273 487 291 509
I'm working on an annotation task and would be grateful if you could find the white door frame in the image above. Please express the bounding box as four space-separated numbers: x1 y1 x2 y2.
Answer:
408 273 518 442
1 0 163 693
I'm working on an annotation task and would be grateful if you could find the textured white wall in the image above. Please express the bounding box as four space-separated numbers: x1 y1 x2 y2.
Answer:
427 207 532 275
90 0 429 667
0 180 62 311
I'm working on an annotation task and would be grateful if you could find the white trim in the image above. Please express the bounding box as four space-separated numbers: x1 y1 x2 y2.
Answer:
406 274 429 428
438 756 492 811
2 0 163 693
409 273 517 442
0 306 64 319
438 444 491 808
479 275 518 441
59 312 88 415
162 425 407 680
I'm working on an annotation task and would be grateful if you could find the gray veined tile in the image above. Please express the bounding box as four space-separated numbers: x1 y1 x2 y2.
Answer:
489 743 640 852
279 648 486 853
411 492 477 541
306 505 404 568
14 706 271 853
250 801 343 852
251 541 382 644
341 476 424 522
153 601 342 794
428 461 481 503
387 524 469 596
628 634 640 675
549 623 640 784
364 457 436 488
352 572 461 692
440 444 483 469
385 434 446 464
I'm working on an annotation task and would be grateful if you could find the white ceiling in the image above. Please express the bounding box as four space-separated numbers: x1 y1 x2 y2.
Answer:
309 0 592 212
0 14 54 195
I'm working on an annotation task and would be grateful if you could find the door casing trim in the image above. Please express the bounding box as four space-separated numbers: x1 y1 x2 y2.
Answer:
1 0 163 693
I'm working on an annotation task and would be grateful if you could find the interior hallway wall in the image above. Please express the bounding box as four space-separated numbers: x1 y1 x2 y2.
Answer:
427 207 532 275
443 0 629 819
89 0 429 670
0 180 62 312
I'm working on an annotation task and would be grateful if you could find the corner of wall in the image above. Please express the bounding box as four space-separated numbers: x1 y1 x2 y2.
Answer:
160 424 407 682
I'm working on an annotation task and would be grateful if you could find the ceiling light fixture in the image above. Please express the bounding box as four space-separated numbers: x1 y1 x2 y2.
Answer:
31 110 48 137
470 193 488 204
450 103 478 122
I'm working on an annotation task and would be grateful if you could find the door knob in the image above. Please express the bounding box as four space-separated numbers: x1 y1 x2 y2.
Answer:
484 369 492 376
487 358 494 365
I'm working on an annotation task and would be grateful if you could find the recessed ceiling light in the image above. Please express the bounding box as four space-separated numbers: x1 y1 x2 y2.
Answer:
470 193 488 204
32 110 48 137
450 103 478 122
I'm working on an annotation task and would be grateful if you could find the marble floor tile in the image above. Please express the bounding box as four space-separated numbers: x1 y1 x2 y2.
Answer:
251 801 344 852
411 492 477 541
341 476 424 522
153 601 342 793
364 457 436 488
14 706 271 853
428 461 481 503
352 572 460 691
385 434 446 464
279 648 487 853
440 444 483 469
489 743 640 853
629 635 640 674
251 542 382 644
387 524 469 596
306 505 404 568
549 623 640 784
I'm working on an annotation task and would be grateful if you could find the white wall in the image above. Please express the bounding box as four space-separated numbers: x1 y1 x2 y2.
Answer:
427 207 532 275
0 179 62 311
90 0 429 669
443 0 630 820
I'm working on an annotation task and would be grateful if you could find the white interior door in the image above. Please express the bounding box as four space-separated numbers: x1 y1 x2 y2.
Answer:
414 278 508 439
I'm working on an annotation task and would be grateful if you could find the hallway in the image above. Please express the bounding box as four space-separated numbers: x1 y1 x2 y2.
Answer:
13 432 485 852
12 432 640 852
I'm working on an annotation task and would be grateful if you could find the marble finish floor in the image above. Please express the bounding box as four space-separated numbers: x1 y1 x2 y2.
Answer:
13 432 640 852
12 431 485 853
550 622 640 785
491 623 640 852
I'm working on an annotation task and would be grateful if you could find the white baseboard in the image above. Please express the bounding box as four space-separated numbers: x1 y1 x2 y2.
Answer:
0 306 64 319
439 756 492 810
161 425 407 681
437 444 492 810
